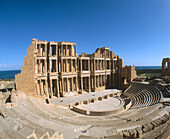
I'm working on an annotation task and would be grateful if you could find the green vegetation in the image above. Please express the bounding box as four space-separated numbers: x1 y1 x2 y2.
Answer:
0 79 14 81
136 69 162 78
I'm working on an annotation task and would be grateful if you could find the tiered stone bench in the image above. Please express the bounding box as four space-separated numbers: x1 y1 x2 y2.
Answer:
124 83 163 109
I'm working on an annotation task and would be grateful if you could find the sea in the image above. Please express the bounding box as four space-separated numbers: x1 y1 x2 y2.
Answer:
0 70 21 79
135 66 161 70
0 66 162 79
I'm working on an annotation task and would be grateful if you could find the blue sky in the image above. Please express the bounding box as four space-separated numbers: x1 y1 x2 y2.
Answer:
0 0 170 71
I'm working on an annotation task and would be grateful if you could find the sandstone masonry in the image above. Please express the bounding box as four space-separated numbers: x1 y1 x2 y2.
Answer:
15 39 136 98
162 58 170 76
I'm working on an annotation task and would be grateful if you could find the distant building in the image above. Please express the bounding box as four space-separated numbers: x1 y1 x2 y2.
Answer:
15 39 136 98
162 58 170 76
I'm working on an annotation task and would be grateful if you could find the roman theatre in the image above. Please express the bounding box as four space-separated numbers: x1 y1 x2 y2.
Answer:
0 39 169 139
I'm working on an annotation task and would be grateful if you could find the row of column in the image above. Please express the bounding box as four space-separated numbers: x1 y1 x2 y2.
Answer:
37 74 114 97
36 79 48 96
63 45 72 56
95 60 105 70
94 75 106 88
80 59 90 71
80 76 91 92
37 44 47 57
50 59 58 72
36 59 47 74
47 77 78 98
62 59 76 72
37 58 113 74
59 45 76 56
92 59 112 71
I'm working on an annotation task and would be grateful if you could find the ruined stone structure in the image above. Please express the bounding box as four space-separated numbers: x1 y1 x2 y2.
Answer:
162 58 170 76
15 39 136 98
121 66 136 85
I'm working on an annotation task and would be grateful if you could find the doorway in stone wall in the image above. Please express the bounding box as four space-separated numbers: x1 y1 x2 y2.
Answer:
52 79 57 96
68 78 72 92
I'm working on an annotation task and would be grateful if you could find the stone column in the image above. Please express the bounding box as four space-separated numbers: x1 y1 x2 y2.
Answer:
76 77 78 92
100 60 101 70
94 59 95 71
49 59 51 73
45 60 47 73
66 45 68 56
99 75 101 87
72 77 74 92
62 44 63 56
37 60 40 73
94 76 96 91
49 79 53 98
98 60 100 70
36 81 40 95
56 78 60 97
56 59 58 72
112 74 114 88
56 44 58 55
75 44 76 54
103 75 105 86
40 46 42 56
61 59 63 72
162 61 165 70
96 76 98 88
40 60 42 73
66 59 68 72
71 59 73 72
66 78 68 92
59 79 62 93
76 59 78 72
88 77 91 93
101 75 103 86
81 77 83 92
80 59 82 71
91 59 93 71
45 44 47 56
58 59 61 72
44 79 47 96
40 80 44 96
71 45 73 56
98 75 99 87
49 44 51 56
62 78 64 96
109 60 111 70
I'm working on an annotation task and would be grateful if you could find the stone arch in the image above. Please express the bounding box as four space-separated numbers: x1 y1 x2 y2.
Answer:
165 62 168 69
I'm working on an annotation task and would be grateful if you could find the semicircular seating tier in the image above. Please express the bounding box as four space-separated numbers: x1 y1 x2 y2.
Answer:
124 83 163 109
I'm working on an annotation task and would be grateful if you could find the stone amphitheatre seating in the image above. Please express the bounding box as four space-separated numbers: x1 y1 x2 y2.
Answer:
0 93 64 139
72 95 125 116
124 83 163 109
0 86 169 139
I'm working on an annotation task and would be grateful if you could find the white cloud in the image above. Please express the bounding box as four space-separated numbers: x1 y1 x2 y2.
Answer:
0 64 22 71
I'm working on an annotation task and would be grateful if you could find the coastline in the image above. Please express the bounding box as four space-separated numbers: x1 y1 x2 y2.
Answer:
0 67 162 80
136 69 162 78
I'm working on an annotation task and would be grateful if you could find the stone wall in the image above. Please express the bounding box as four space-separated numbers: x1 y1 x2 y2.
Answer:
15 41 36 96
15 39 136 98
162 58 170 76
121 66 136 85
